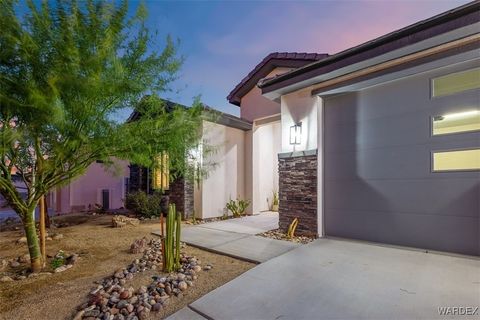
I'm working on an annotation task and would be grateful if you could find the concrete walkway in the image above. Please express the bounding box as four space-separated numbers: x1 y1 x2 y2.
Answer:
153 212 300 263
176 239 480 320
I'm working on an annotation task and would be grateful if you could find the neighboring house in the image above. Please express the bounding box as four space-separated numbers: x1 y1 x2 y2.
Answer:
250 2 479 256
128 102 252 219
49 160 130 213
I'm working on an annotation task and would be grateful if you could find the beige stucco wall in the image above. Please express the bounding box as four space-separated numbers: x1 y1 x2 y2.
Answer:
240 67 292 122
281 88 320 152
252 119 282 213
196 121 246 219
244 130 253 214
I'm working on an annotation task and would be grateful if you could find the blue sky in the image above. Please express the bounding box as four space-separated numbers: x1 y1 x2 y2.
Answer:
137 0 469 117
22 0 471 118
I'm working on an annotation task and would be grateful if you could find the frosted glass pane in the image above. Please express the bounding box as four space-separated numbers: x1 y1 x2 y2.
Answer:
432 68 480 97
433 149 480 171
432 110 480 135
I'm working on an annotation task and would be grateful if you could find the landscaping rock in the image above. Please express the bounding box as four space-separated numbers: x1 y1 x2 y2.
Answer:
258 228 315 244
114 269 125 278
16 237 27 244
0 259 8 270
193 265 202 272
112 215 139 228
52 233 64 240
152 303 162 312
72 310 84 320
10 261 20 268
66 253 79 265
54 264 73 273
0 276 14 282
18 254 30 264
178 281 187 291
130 238 148 254
75 239 205 320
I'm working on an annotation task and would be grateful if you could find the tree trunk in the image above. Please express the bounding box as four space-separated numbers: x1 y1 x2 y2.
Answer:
23 209 42 273
39 196 46 267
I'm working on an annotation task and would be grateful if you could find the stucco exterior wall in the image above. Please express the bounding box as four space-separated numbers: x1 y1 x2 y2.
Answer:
56 160 129 213
280 88 319 153
252 119 282 213
197 121 246 219
244 130 253 214
240 67 291 122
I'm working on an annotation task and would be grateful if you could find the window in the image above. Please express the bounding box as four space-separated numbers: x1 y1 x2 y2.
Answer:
432 149 480 172
432 67 480 98
432 110 480 135
153 153 169 190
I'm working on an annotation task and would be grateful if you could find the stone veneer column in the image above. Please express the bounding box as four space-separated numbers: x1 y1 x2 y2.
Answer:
169 178 194 220
278 150 317 236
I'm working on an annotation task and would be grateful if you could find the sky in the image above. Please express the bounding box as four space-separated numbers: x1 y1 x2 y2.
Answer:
21 0 472 118
136 0 470 117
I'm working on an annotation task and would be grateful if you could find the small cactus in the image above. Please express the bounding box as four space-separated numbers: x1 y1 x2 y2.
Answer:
163 204 182 272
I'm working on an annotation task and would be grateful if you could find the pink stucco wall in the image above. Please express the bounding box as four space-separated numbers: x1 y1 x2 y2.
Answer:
240 67 291 122
54 160 130 213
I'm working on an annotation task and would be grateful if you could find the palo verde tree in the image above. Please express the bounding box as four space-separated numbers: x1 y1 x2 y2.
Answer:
0 0 209 272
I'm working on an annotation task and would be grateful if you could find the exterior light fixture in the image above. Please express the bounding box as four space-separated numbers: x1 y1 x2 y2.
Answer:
289 122 302 145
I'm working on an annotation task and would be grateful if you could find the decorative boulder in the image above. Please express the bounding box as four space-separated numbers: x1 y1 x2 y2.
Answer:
112 215 140 228
130 238 148 254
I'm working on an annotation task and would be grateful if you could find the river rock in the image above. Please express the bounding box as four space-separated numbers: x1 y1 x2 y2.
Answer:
178 281 188 291
193 265 202 272
152 303 162 312
72 310 84 320
130 238 148 254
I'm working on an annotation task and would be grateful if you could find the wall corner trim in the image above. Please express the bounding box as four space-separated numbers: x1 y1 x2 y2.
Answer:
278 149 318 159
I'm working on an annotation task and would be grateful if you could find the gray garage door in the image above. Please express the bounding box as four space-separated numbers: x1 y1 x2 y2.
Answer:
323 65 480 256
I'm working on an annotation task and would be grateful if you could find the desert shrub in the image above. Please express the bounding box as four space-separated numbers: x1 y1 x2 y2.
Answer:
226 198 251 218
125 191 163 218
50 251 65 269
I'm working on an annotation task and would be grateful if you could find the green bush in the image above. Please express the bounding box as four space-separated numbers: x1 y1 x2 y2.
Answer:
125 191 163 218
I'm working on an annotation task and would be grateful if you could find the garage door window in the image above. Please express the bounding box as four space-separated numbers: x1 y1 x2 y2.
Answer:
432 110 480 135
432 149 480 172
432 67 480 98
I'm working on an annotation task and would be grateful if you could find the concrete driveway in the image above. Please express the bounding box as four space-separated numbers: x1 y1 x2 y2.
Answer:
177 239 480 320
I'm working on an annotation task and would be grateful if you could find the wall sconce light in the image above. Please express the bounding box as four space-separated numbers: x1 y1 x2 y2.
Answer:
289 122 302 145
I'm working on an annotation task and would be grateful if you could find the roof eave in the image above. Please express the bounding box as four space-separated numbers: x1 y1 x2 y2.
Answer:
258 0 480 96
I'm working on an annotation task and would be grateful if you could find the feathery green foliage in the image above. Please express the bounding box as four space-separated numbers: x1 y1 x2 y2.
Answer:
0 0 208 272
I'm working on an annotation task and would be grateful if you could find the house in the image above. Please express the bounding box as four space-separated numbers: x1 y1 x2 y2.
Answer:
49 1 478 257
127 101 252 219
246 1 478 256
48 160 130 213
136 1 478 257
